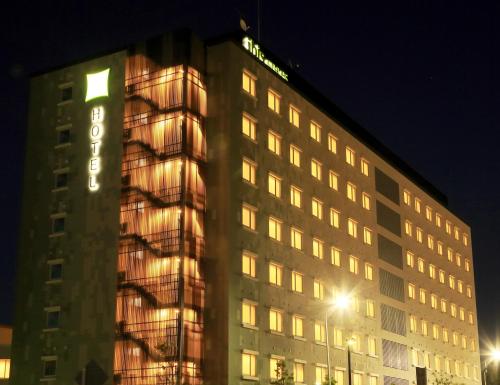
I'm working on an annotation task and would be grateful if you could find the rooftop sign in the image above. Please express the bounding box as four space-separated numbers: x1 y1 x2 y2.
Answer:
242 36 288 81
85 68 110 102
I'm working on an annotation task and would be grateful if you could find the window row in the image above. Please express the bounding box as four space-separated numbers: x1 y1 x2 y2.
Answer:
407 283 474 323
406 251 473 297
242 351 378 385
410 350 479 380
403 189 469 247
409 315 476 352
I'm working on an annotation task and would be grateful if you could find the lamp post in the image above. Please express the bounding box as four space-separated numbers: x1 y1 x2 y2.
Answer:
325 294 351 385
346 338 356 385
482 349 500 385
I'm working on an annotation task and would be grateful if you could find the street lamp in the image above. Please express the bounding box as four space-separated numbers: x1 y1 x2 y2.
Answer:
482 349 500 385
346 338 356 385
325 294 351 385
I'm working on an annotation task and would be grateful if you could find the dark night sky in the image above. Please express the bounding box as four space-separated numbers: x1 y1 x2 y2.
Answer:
1 0 499 349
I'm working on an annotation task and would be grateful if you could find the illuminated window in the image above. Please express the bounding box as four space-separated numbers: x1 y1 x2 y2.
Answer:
291 227 303 250
459 307 465 321
463 233 469 246
419 288 427 304
268 89 281 113
268 216 282 241
310 121 321 142
466 285 472 298
353 372 363 385
427 235 434 250
331 247 341 266
443 328 449 343
416 227 423 243
452 332 459 346
445 220 452 234
421 319 428 336
334 327 343 346
454 226 460 240
328 133 338 153
368 374 378 385
450 303 457 318
474 366 480 380
349 255 359 274
364 263 374 280
242 204 256 230
406 251 414 267
45 307 60 329
242 158 256 185
42 357 57 377
312 198 323 220
437 241 443 255
457 280 463 293
314 321 326 343
311 159 322 181
289 144 301 167
294 362 305 383
440 299 447 313
0 359 10 379
366 299 375 317
470 338 476 352
429 264 437 279
241 351 257 377
330 209 340 228
363 227 373 245
316 366 328 385
424 352 431 368
455 360 462 376
436 213 442 227
425 206 433 221
409 315 417 332
292 271 304 293
362 192 371 210
435 355 441 372
269 263 283 286
447 248 453 262
347 182 357 202
242 113 256 140
414 198 421 213
52 216 65 234
431 294 438 309
314 280 325 300
404 220 413 236
268 130 281 155
417 258 424 273
347 218 358 238
270 357 284 380
242 251 256 277
289 105 300 127
403 190 411 205
268 173 282 198
242 70 256 96
290 185 302 208
439 270 445 284
312 238 324 259
408 283 416 299
449 275 456 290
292 315 304 337
269 308 283 332
345 146 355 166
445 358 451 373
368 336 377 355
351 334 362 352
465 259 471 272
351 296 360 313
242 301 256 326
329 170 339 190
360 158 369 176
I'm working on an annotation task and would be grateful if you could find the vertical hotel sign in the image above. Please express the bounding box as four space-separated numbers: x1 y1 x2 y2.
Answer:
85 68 110 192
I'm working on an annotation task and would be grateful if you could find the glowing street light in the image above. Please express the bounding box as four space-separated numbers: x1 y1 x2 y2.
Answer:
325 293 352 385
482 348 500 385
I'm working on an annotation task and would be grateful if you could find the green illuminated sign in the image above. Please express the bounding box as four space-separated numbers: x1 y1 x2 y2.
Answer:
242 37 288 81
85 68 110 102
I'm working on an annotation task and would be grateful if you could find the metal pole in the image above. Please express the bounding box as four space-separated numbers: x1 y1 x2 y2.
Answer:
482 361 488 385
347 344 353 385
325 311 332 385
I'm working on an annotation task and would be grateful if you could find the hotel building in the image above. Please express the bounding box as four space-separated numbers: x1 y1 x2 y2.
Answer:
10 29 480 385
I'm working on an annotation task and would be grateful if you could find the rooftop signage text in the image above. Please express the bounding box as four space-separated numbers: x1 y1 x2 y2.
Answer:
242 36 288 81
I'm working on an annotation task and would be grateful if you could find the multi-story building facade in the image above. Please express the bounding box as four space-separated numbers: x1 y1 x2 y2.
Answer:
10 29 480 385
